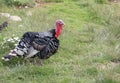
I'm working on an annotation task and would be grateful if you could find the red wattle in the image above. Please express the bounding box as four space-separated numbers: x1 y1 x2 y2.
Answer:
55 26 62 38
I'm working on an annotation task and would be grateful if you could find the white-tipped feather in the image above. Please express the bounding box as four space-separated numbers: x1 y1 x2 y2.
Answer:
1 57 10 61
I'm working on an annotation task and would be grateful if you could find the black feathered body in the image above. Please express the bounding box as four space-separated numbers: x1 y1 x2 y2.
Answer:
33 36 59 59
14 29 59 59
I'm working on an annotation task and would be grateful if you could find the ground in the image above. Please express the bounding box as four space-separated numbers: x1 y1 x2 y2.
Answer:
0 0 120 83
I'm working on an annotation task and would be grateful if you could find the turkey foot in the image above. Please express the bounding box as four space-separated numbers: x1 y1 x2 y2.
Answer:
39 59 44 66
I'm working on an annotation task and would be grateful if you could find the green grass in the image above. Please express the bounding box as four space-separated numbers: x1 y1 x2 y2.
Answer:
0 0 120 83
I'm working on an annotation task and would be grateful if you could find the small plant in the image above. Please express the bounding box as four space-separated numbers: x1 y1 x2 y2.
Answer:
78 1 89 8
41 0 63 3
95 0 108 4
4 0 35 7
0 35 20 50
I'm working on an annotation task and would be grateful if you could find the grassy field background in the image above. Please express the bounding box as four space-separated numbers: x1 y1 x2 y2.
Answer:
0 0 120 83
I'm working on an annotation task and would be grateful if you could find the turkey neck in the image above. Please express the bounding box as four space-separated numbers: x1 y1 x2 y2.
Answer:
55 24 63 38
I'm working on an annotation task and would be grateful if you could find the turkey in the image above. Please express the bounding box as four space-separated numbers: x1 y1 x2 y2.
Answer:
2 20 65 64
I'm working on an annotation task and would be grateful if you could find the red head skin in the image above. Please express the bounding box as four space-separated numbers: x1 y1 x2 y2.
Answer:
55 20 65 38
